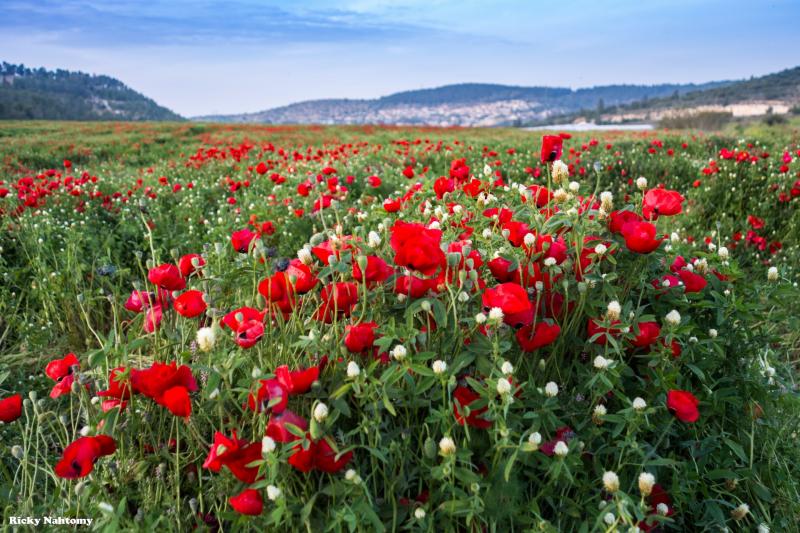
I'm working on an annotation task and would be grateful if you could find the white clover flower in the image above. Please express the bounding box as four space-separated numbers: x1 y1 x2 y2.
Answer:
604 512 616 526
670 232 680 243
718 246 729 260
432 360 448 375
98 502 115 513
600 191 613 211
474 312 487 324
709 329 718 338
594 404 607 416
603 471 620 492
523 233 536 247
593 356 610 370
439 436 456 456
346 361 361 378
636 177 648 190
534 281 544 291
297 247 313 265
261 436 276 455
731 503 750 520
638 472 656 496
392 345 408 361
553 188 569 203
665 309 681 326
457 291 469 303
313 402 329 423
544 381 559 398
552 160 569 184
496 378 512 396
554 441 569 457
656 503 669 516
482 228 492 239
607 300 621 320
528 432 542 448
414 508 427 520
543 257 557 267
368 231 381 247
196 327 216 352
266 485 282 501
568 181 580 193
758 523 770 533
501 361 514 375
633 397 647 411
488 307 504 323
345 469 359 482
768 266 778 281
594 243 607 255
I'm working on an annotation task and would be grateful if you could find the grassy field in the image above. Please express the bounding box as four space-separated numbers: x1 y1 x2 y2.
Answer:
1 120 799 531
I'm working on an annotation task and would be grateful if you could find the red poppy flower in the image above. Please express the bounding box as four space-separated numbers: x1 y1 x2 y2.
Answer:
667 389 700 423
285 259 318 293
677 270 707 293
453 385 492 429
173 290 207 318
0 394 22 423
231 228 258 253
288 437 353 473
236 319 265 348
229 489 263 516
642 189 684 219
314 282 359 323
130 362 197 417
266 409 308 443
202 431 262 483
45 353 80 399
390 221 445 276
275 365 319 395
144 304 163 333
541 135 563 163
148 264 186 291
631 322 661 348
352 255 393 286
608 210 642 234
482 282 533 327
124 290 154 313
178 254 204 277
221 307 266 330
515 321 561 351
248 378 288 414
622 221 664 254
394 275 434 298
54 435 116 479
344 322 378 353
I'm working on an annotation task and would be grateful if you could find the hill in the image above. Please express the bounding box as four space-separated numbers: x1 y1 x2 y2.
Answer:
195 81 729 127
0 61 182 121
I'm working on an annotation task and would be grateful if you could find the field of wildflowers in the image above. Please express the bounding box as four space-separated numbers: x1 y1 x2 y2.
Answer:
0 121 799 531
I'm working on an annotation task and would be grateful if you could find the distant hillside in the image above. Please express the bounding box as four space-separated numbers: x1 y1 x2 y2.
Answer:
0 61 182 121
580 66 800 125
196 81 729 127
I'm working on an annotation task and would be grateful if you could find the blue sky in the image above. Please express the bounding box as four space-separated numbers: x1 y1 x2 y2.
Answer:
1 0 798 116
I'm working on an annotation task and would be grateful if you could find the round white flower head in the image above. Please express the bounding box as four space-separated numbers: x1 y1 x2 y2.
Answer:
501 361 514 375
496 378 512 396
636 177 648 190
670 232 680 243
474 312 487 324
594 243 607 255
593 356 610 370
261 436 276 455
665 309 681 326
543 257 557 267
656 503 669 516
313 402 329 423
603 471 620 492
414 508 427 520
600 191 613 211
297 247 313 265
439 436 456 456
266 485 282 501
607 300 621 320
482 228 492 239
391 345 408 361
633 397 647 411
346 361 361 378
594 404 607 416
432 360 448 375
604 512 616 526
523 233 536 247
545 381 559 398
568 181 580 193
528 432 542 447
731 503 750 520
488 307 505 323
552 160 569 184
709 329 718 339
368 231 381 247
345 469 358 481
554 441 569 457
196 327 216 352
767 266 778 281
718 246 729 259
638 472 656 496
757 524 770 533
